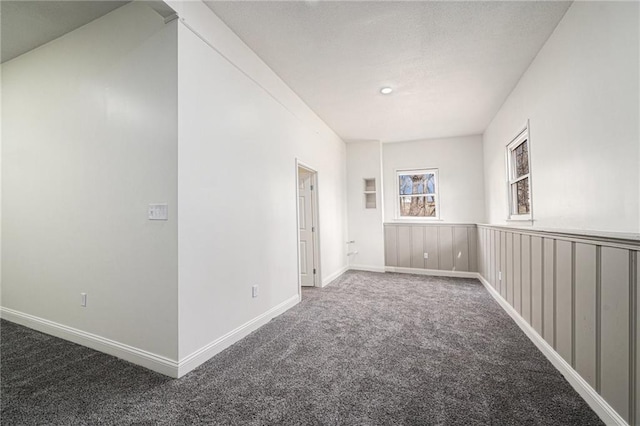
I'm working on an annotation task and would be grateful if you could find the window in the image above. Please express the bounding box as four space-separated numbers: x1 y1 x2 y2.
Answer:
397 169 439 218
506 124 532 220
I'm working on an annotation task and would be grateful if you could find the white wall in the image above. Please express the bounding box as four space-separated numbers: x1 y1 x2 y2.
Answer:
1 3 179 359
346 141 385 271
483 1 639 233
174 3 348 361
382 135 486 223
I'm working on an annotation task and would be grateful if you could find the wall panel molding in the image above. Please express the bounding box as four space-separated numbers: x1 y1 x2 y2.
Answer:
383 223 477 273
385 223 638 424
600 247 630 421
631 250 638 426
514 233 522 315
476 272 628 426
478 224 639 425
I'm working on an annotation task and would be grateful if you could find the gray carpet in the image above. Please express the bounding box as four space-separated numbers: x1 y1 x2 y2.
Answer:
1 271 602 425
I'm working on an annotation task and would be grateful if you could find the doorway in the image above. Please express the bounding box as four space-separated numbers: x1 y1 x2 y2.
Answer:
296 161 320 289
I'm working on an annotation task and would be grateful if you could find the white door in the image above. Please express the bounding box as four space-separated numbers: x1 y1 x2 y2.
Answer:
298 171 315 286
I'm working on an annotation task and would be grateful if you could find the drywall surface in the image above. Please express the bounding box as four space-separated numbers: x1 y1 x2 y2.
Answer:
1 3 179 359
176 7 348 360
382 135 485 223
483 1 640 233
346 141 385 270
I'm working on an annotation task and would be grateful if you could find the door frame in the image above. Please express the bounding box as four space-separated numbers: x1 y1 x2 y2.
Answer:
295 159 321 294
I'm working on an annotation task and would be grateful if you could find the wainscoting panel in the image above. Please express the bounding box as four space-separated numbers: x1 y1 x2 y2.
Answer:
543 238 555 347
384 226 397 267
521 235 532 323
477 225 640 425
600 247 630 422
513 233 522 314
490 230 496 287
574 242 597 389
383 223 477 273
477 227 485 277
531 236 544 335
502 232 507 298
556 240 573 364
484 229 496 287
495 230 500 291
411 226 425 269
453 226 469 272
468 227 478 273
397 226 412 268
439 226 454 271
506 233 514 305
635 251 639 426
425 227 439 270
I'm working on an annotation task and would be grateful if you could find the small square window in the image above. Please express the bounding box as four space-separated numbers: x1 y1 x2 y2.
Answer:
396 169 439 219
506 124 532 220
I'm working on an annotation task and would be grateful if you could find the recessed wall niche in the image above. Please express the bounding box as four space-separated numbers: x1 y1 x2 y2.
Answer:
364 178 376 209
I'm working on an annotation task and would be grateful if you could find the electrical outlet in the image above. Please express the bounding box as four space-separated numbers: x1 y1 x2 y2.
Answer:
80 293 87 307
423 252 429 259
498 271 502 281
252 285 259 298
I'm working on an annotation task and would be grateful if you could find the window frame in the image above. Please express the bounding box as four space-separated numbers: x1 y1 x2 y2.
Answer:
395 168 440 220
505 122 533 221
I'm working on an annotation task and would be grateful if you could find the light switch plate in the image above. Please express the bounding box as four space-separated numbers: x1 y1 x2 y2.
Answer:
148 203 168 220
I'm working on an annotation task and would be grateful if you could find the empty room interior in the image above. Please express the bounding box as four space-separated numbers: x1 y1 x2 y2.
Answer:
1 0 639 424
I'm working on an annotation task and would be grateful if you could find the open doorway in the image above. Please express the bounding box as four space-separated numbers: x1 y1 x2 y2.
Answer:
296 161 320 291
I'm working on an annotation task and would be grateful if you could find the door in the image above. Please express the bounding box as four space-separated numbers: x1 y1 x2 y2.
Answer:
298 169 315 286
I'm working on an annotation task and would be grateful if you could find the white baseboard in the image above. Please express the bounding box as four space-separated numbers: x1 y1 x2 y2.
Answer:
476 273 627 426
321 265 348 287
3 271 624 425
2 294 301 380
348 264 386 273
385 266 478 279
0 307 180 377
177 294 300 377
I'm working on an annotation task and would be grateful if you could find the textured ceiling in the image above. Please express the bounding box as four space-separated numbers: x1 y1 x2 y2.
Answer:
206 1 572 142
1 1 130 64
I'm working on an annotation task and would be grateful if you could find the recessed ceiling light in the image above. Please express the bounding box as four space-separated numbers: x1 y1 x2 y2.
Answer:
380 87 393 95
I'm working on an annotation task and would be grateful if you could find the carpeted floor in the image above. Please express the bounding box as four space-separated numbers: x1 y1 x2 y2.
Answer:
1 271 602 425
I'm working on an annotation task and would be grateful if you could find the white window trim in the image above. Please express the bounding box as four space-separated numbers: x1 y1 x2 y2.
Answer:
505 121 533 222
395 168 440 220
